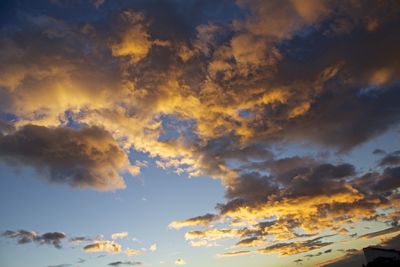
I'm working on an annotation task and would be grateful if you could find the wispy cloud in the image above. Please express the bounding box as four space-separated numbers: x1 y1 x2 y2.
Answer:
175 258 186 265
108 261 142 266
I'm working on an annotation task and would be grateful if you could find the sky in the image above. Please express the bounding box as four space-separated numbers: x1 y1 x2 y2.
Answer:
0 0 400 267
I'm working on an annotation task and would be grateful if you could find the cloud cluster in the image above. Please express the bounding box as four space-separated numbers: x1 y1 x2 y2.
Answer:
258 235 334 256
0 125 139 191
170 152 400 256
83 240 122 253
0 0 399 193
1 229 144 259
1 230 65 249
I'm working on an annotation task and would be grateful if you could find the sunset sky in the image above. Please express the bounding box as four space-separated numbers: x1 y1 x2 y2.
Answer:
1 1 400 267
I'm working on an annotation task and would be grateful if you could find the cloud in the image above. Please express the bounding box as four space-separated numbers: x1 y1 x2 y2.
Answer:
83 240 122 253
109 11 152 64
69 236 92 244
1 230 65 249
112 232 129 240
373 149 386 155
39 232 67 249
185 228 243 242
86 245 140 257
234 236 264 248
258 235 334 256
189 240 210 247
379 151 400 166
304 248 332 259
1 229 139 256
125 248 142 256
358 226 400 239
169 214 217 229
320 234 400 267
108 261 142 266
149 243 157 252
217 250 251 257
169 154 400 255
175 259 186 265
0 125 139 191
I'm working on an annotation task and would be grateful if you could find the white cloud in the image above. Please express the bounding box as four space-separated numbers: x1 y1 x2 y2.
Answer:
112 232 129 240
149 243 157 252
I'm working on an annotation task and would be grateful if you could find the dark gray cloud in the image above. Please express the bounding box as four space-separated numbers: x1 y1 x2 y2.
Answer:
2 230 37 244
351 152 400 201
358 226 400 239
169 213 218 229
225 172 276 202
304 248 332 258
373 149 386 155
258 235 334 256
382 233 400 248
278 24 400 151
40 232 67 248
108 261 142 266
218 250 250 257
0 0 399 190
220 160 357 211
0 125 137 191
2 230 66 249
235 236 262 247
